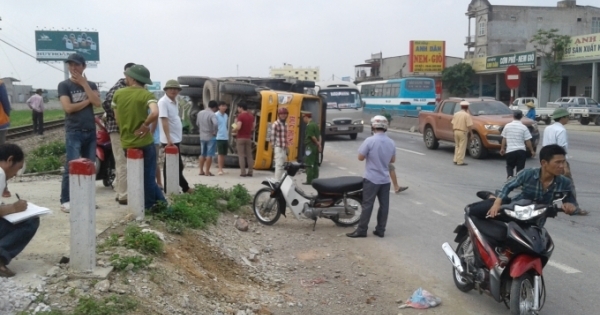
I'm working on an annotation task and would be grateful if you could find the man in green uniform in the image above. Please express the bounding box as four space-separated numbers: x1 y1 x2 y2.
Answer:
302 111 321 185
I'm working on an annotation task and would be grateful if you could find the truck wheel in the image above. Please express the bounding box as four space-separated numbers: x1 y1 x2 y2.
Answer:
595 116 600 126
179 144 201 156
177 76 209 87
224 155 240 168
203 79 219 105
579 117 590 125
219 82 257 96
423 126 439 150
350 133 357 140
468 134 488 159
544 117 551 125
180 87 203 98
181 134 200 146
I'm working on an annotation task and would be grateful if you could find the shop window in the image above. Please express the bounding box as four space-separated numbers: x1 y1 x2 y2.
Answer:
584 86 592 98
592 17 600 34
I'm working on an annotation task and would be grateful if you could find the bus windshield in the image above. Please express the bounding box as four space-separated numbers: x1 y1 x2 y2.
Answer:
320 89 362 109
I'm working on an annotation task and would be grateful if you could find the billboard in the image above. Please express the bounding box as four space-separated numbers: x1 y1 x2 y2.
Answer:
485 51 535 69
563 33 600 61
146 81 162 91
409 40 445 73
35 30 99 62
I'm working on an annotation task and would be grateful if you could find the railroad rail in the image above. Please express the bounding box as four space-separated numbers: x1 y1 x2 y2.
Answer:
6 119 66 140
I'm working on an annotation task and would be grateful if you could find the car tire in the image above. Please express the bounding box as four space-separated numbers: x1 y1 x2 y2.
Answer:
349 133 357 140
181 134 200 145
219 82 258 96
423 126 439 150
177 76 209 87
468 133 488 159
579 117 590 125
179 144 201 156
180 87 203 98
203 79 220 105
595 116 600 126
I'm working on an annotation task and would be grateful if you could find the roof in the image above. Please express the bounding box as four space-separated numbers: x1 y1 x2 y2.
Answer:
1 77 20 83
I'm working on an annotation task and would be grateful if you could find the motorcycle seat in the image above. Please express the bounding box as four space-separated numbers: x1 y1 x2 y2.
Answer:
469 216 508 242
312 176 363 194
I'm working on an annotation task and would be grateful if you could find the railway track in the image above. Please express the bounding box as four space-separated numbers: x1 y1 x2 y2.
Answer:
7 119 66 140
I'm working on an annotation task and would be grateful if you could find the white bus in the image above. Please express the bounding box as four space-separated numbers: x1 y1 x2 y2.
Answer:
315 81 364 140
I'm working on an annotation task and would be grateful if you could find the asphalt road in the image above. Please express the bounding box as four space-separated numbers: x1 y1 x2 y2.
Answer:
320 127 599 315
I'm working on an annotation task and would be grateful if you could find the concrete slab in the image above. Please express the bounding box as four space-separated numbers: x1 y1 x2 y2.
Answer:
68 266 114 280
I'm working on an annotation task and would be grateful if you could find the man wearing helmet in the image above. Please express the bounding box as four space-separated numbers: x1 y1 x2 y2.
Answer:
451 101 473 166
347 115 396 238
270 107 288 180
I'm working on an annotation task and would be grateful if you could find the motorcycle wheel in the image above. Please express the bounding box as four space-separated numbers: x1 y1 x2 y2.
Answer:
509 272 535 315
453 237 475 292
103 167 115 187
253 188 284 225
330 195 362 227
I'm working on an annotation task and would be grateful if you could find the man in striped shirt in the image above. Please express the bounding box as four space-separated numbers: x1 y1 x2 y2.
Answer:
500 110 536 180
270 107 288 180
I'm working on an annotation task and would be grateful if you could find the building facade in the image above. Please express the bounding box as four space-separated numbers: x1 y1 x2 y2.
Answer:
1 77 33 104
269 64 320 81
354 54 463 83
464 0 600 106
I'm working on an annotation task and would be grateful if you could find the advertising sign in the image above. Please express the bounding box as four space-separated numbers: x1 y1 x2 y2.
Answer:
146 81 161 91
485 51 535 69
409 40 446 72
563 33 600 61
35 30 100 62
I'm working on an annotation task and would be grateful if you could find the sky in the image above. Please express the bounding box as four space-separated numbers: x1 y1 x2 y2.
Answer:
1 0 598 91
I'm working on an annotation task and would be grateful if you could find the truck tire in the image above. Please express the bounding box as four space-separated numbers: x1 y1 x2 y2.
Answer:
177 76 209 87
468 133 488 159
219 82 257 96
181 134 200 145
595 116 600 126
179 144 201 156
180 87 203 98
423 126 439 150
544 117 551 125
224 155 240 168
203 79 219 105
579 117 590 125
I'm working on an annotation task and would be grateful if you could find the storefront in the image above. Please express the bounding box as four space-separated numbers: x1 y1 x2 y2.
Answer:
558 32 600 102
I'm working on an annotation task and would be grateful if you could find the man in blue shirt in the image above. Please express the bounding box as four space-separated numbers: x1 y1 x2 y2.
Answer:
347 115 396 238
215 101 229 175
525 101 536 121
470 144 577 222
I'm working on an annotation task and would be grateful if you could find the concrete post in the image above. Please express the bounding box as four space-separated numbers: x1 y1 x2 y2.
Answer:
165 145 179 196
68 158 96 272
63 63 69 81
592 62 598 100
127 149 144 220
495 73 500 100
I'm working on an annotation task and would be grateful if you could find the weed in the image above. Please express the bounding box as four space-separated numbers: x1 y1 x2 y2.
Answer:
97 234 120 252
123 226 163 255
165 220 185 234
110 254 153 271
25 141 66 173
73 295 137 315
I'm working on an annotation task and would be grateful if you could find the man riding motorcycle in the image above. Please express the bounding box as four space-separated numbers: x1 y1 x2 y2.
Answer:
469 144 577 224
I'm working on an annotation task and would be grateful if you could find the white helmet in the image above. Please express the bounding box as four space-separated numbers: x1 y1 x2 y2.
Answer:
370 115 388 131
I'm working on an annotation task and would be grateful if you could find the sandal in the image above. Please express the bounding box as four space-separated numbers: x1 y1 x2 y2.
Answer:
395 186 408 194
206 172 214 176
2 189 10 198
198 172 205 176
218 171 226 175
0 263 16 278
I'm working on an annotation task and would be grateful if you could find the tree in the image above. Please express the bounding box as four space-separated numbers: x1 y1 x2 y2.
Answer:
530 29 571 100
441 63 475 97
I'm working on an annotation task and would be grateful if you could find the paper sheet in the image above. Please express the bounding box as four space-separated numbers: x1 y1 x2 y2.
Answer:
3 202 51 224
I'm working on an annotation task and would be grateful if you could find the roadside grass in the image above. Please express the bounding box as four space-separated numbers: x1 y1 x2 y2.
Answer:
150 184 252 232
97 225 163 272
25 140 66 173
16 295 138 315
9 108 105 128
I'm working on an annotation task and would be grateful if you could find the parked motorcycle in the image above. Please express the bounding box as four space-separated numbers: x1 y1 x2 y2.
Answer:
95 116 115 187
442 193 566 315
253 162 363 229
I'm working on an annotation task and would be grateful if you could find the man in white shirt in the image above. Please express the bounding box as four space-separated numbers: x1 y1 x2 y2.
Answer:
158 80 193 194
0 144 39 277
500 110 536 180
27 89 45 135
542 108 588 215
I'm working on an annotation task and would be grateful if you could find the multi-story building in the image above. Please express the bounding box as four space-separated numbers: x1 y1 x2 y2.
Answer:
269 63 320 81
464 0 600 105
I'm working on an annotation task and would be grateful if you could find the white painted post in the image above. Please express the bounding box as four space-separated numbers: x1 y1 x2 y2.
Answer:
69 158 96 272
127 149 144 220
165 145 180 195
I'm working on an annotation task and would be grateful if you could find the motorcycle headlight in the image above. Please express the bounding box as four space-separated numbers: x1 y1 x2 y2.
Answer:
326 122 332 127
484 124 502 130
353 120 364 125
504 205 547 220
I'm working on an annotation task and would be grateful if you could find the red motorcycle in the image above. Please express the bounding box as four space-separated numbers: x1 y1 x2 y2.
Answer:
442 193 566 315
95 116 115 187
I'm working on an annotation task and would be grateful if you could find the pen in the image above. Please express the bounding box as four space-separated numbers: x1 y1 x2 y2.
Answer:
16 194 20 200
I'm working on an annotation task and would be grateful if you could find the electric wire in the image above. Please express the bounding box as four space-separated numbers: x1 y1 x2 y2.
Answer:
0 37 64 73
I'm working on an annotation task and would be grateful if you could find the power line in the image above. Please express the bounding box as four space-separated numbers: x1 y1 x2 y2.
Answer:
0 37 64 73
0 41 20 78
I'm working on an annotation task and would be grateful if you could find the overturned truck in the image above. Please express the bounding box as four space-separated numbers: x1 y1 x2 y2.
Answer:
175 76 326 170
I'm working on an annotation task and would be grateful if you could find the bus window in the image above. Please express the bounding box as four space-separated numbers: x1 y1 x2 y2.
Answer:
383 84 393 97
320 89 362 109
391 83 400 97
375 84 384 97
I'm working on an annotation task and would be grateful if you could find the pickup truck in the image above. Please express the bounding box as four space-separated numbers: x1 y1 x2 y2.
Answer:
546 97 600 125
509 97 556 125
419 98 539 159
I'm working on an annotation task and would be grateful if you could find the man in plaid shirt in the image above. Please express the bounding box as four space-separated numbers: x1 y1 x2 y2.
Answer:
102 62 135 205
270 107 288 180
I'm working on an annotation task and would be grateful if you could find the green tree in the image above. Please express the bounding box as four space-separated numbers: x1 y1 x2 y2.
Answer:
441 63 475 97
530 29 571 100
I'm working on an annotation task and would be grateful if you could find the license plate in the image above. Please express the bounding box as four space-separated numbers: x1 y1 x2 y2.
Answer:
337 127 349 131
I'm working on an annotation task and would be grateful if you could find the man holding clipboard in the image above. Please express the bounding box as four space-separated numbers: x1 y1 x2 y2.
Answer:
0 144 39 277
